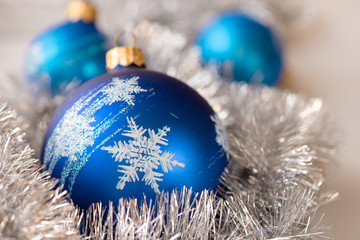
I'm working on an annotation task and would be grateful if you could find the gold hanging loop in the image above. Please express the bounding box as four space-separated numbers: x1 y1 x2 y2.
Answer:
113 30 137 48
106 30 145 70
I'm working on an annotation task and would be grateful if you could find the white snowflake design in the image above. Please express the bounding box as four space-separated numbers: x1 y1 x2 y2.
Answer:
101 76 147 106
211 114 229 156
101 117 185 194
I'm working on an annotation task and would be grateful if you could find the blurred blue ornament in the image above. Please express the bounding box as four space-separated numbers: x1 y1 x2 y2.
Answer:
196 10 284 86
24 1 108 95
41 40 228 210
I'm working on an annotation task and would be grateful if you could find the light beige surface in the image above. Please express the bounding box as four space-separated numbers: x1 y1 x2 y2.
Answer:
0 1 359 239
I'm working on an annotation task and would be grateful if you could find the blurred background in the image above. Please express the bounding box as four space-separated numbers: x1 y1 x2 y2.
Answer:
0 0 358 238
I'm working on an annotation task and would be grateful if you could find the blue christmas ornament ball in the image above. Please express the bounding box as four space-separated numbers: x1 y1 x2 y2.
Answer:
196 10 284 86
41 68 228 210
24 20 108 95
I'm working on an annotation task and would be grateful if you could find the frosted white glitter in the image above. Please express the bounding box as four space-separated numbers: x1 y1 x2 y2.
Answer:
43 76 146 193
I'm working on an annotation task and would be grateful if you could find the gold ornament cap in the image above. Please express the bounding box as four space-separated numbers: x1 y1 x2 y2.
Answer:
66 1 96 23
106 31 146 70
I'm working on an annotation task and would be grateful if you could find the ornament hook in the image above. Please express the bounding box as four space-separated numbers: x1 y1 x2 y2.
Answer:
113 30 137 48
106 30 145 70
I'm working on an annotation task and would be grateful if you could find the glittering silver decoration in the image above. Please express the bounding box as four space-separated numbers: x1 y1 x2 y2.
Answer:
82 187 336 239
0 101 80 240
0 2 336 238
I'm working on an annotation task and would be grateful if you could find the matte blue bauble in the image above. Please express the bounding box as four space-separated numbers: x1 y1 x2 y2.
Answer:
24 20 108 95
196 11 283 86
41 68 228 210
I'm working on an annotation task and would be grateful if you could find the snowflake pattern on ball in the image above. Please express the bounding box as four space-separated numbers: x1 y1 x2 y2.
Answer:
102 117 185 193
101 76 147 106
211 114 229 156
44 76 147 193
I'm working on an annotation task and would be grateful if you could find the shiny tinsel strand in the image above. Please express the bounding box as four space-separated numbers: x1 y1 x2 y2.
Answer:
0 102 80 239
81 188 227 239
224 87 336 191
222 188 330 239
82 187 334 239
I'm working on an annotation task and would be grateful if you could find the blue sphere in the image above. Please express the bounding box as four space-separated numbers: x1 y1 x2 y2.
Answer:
196 11 283 86
41 68 228 210
24 20 108 95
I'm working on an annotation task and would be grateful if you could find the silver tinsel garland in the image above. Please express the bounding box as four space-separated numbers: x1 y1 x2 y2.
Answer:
0 102 79 239
0 0 337 239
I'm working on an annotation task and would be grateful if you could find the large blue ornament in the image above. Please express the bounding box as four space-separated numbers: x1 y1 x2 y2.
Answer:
24 3 107 95
41 66 228 210
196 10 283 86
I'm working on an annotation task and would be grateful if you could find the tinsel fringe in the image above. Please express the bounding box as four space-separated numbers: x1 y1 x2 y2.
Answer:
0 103 79 239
